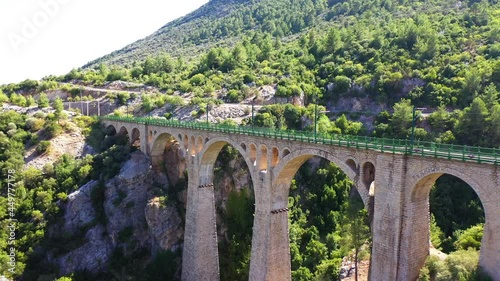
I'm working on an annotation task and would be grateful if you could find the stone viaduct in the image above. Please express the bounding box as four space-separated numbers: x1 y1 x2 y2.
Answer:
102 118 500 281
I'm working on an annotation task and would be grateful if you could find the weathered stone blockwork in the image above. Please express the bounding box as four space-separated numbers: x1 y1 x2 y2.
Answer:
103 120 500 281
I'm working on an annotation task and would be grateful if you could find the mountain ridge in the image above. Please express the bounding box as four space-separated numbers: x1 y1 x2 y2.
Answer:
83 0 254 68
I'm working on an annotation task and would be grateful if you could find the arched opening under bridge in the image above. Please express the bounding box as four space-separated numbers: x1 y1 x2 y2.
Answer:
200 140 255 281
100 125 129 149
409 173 486 280
150 132 186 187
130 128 141 150
273 151 373 280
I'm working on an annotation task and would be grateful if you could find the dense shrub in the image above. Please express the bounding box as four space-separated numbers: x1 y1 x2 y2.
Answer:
36 140 51 154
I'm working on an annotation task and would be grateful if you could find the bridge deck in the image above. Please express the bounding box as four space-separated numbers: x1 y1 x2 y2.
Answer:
101 116 500 165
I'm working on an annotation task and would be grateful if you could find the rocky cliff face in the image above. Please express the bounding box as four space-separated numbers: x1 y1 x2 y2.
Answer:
45 133 253 277
145 199 184 253
52 150 184 275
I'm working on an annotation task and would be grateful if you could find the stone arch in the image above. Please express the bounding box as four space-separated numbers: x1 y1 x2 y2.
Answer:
189 136 196 156
360 161 376 225
258 145 268 171
405 166 489 281
131 128 140 149
263 148 369 281
115 126 132 146
249 144 257 167
241 143 247 151
183 134 189 150
273 148 367 207
282 148 291 158
200 138 255 172
271 147 279 167
118 126 129 137
196 136 204 154
345 158 357 173
149 129 154 143
105 124 117 135
150 132 182 170
361 161 375 191
409 167 485 205
195 137 257 280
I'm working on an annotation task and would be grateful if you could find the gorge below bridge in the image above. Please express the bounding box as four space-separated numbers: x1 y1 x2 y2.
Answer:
101 116 500 281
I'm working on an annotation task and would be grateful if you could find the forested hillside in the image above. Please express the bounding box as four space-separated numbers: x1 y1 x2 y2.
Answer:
1 0 499 279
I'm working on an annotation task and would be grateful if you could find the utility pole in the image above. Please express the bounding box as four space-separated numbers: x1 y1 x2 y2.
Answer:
80 88 83 115
313 93 319 143
206 103 209 126
314 103 318 143
252 96 257 130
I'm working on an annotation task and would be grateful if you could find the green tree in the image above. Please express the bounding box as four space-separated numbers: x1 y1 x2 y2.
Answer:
390 99 413 138
143 56 158 75
429 105 453 134
430 175 484 253
418 255 447 281
430 214 445 250
455 97 489 145
332 76 351 94
480 83 499 110
219 189 254 281
53 97 65 122
157 53 174 73
38 93 50 108
335 114 363 135
489 104 500 144
443 249 481 281
292 267 313 281
254 112 277 128
341 199 370 281
26 95 36 107
0 90 9 103
461 71 482 105
36 140 52 154
323 28 341 54
229 44 248 69
10 93 27 106
203 47 230 71
454 224 483 251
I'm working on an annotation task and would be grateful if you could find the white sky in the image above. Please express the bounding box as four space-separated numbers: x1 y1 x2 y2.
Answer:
0 0 209 85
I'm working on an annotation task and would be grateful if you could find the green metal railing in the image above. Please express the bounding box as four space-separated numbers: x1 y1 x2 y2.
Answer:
100 115 500 165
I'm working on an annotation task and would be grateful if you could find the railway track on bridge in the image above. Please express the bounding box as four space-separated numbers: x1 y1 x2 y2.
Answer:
101 115 500 165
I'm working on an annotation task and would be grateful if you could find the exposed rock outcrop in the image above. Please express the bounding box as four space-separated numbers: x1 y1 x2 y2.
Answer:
62 180 98 236
104 151 154 251
53 150 185 275
145 199 184 253
57 225 113 276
